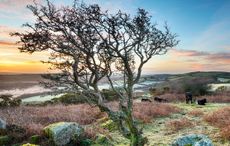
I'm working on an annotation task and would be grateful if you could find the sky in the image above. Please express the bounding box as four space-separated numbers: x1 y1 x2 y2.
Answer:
0 0 230 74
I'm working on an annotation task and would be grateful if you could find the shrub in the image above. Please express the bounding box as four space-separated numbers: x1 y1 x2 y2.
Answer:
160 93 185 102
204 107 230 140
215 86 228 92
29 135 41 144
158 76 215 95
169 118 193 130
183 82 210 96
220 125 230 140
0 135 11 145
201 95 230 103
188 109 204 117
166 118 193 132
0 94 21 107
6 124 27 142
133 102 180 123
51 93 86 104
0 104 106 137
149 87 167 96
101 89 119 101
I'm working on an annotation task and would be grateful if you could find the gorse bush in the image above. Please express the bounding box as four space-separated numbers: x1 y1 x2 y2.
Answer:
183 82 210 96
0 94 21 107
51 93 86 104
101 89 120 101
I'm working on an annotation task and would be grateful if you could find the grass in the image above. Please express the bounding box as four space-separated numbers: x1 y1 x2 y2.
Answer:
0 102 179 136
165 117 193 132
154 93 230 103
187 109 204 117
0 104 105 136
0 101 230 145
133 102 180 123
204 107 230 140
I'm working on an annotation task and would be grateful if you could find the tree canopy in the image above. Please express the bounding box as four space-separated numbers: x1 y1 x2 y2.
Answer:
13 1 178 145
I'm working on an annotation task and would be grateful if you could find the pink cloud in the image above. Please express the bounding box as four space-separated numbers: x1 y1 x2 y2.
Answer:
170 48 209 57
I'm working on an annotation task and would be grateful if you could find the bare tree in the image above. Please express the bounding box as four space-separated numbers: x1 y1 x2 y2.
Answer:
13 1 178 145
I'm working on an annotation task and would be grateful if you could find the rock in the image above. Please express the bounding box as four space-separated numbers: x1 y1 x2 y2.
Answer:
171 134 213 146
43 122 84 146
0 118 6 129
0 135 11 145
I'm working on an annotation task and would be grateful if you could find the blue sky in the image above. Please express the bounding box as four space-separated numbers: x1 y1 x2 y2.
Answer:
0 0 229 73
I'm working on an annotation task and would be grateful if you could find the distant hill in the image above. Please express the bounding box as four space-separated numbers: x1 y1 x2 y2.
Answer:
169 71 230 80
143 71 230 81
147 71 230 95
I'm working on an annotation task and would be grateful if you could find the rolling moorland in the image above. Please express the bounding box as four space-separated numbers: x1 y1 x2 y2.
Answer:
0 71 230 145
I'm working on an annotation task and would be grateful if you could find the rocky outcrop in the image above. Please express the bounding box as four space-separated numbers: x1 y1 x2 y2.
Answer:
172 134 213 146
0 118 6 130
44 122 84 146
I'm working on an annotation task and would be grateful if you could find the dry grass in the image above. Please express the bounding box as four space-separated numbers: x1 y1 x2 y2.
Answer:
133 102 180 123
204 107 230 140
201 95 230 103
155 93 230 103
105 101 180 123
0 104 105 135
166 118 193 132
0 102 180 136
188 109 204 117
160 93 185 102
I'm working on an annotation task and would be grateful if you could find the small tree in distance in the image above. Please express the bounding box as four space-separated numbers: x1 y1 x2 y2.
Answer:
13 1 178 145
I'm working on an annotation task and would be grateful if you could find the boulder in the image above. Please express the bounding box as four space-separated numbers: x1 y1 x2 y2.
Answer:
171 134 213 146
44 122 83 146
0 118 6 129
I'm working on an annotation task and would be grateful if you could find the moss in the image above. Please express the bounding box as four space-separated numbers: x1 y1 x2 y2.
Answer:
43 122 66 138
29 135 41 144
94 134 111 145
79 139 93 146
101 120 117 131
0 135 11 145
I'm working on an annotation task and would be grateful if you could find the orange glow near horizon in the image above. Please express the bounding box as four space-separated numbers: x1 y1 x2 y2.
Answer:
0 45 230 74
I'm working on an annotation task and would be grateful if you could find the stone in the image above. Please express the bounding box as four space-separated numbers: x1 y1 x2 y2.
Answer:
43 122 84 146
0 118 6 129
171 134 213 146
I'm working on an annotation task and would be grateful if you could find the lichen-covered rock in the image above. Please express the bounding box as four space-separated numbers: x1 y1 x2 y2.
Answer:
171 134 213 146
43 122 83 146
0 118 6 129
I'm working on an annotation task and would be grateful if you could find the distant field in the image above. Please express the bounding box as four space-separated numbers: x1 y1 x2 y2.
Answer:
0 74 45 90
